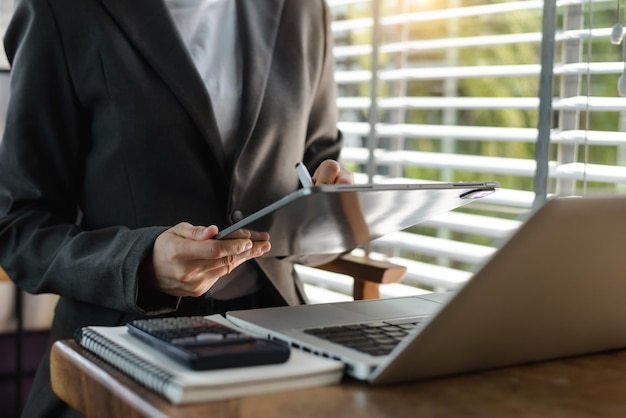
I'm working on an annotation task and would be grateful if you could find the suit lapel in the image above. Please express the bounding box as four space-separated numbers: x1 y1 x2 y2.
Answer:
99 0 228 177
233 0 285 162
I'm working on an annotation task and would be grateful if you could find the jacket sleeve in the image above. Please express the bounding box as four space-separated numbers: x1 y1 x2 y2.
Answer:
0 0 177 315
302 0 343 172
291 0 345 267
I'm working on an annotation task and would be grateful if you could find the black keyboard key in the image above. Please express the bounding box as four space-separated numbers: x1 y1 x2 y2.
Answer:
303 320 421 357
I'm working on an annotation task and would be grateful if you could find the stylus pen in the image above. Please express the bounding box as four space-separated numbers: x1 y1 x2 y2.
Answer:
295 161 314 188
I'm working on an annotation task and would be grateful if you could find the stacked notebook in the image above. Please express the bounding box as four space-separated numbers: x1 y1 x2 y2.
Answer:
75 315 344 404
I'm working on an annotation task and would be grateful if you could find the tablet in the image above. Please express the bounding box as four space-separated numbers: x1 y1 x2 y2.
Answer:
216 181 499 258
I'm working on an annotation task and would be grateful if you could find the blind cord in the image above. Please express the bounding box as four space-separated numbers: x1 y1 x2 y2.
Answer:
582 0 594 196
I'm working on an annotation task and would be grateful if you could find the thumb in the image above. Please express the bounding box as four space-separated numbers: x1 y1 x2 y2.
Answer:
171 222 219 241
312 160 341 185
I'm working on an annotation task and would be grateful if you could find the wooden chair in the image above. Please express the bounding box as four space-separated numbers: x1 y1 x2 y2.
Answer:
315 254 407 300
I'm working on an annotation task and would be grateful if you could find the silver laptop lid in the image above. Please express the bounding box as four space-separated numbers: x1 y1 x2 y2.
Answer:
370 196 626 383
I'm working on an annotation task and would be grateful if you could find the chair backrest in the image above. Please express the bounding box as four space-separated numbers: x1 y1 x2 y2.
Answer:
316 254 407 300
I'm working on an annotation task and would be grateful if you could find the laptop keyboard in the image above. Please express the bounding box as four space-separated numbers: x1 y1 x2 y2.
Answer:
303 316 426 356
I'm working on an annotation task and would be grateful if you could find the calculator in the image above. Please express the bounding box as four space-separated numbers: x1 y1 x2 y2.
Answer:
127 316 290 370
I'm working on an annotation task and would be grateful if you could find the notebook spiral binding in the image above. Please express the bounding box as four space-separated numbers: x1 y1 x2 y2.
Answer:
75 327 181 401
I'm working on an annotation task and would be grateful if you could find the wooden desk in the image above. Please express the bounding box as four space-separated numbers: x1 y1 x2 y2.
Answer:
51 340 626 418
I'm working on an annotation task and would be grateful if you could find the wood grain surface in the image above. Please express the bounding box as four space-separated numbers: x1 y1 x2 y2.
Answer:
51 340 626 418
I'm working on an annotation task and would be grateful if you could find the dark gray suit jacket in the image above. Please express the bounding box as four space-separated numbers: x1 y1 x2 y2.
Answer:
0 0 341 415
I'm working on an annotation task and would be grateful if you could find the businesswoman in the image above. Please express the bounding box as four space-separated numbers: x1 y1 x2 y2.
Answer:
0 0 352 416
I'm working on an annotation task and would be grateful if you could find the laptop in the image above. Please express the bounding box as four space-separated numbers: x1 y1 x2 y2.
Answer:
227 196 626 384
216 181 499 258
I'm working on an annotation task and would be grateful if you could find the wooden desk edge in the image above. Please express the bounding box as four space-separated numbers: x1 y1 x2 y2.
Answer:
51 340 357 418
51 340 174 418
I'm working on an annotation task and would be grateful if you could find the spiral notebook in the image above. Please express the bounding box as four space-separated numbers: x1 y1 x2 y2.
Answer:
75 315 344 404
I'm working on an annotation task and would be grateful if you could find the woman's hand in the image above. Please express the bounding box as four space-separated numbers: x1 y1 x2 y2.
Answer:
312 159 354 185
142 223 270 297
